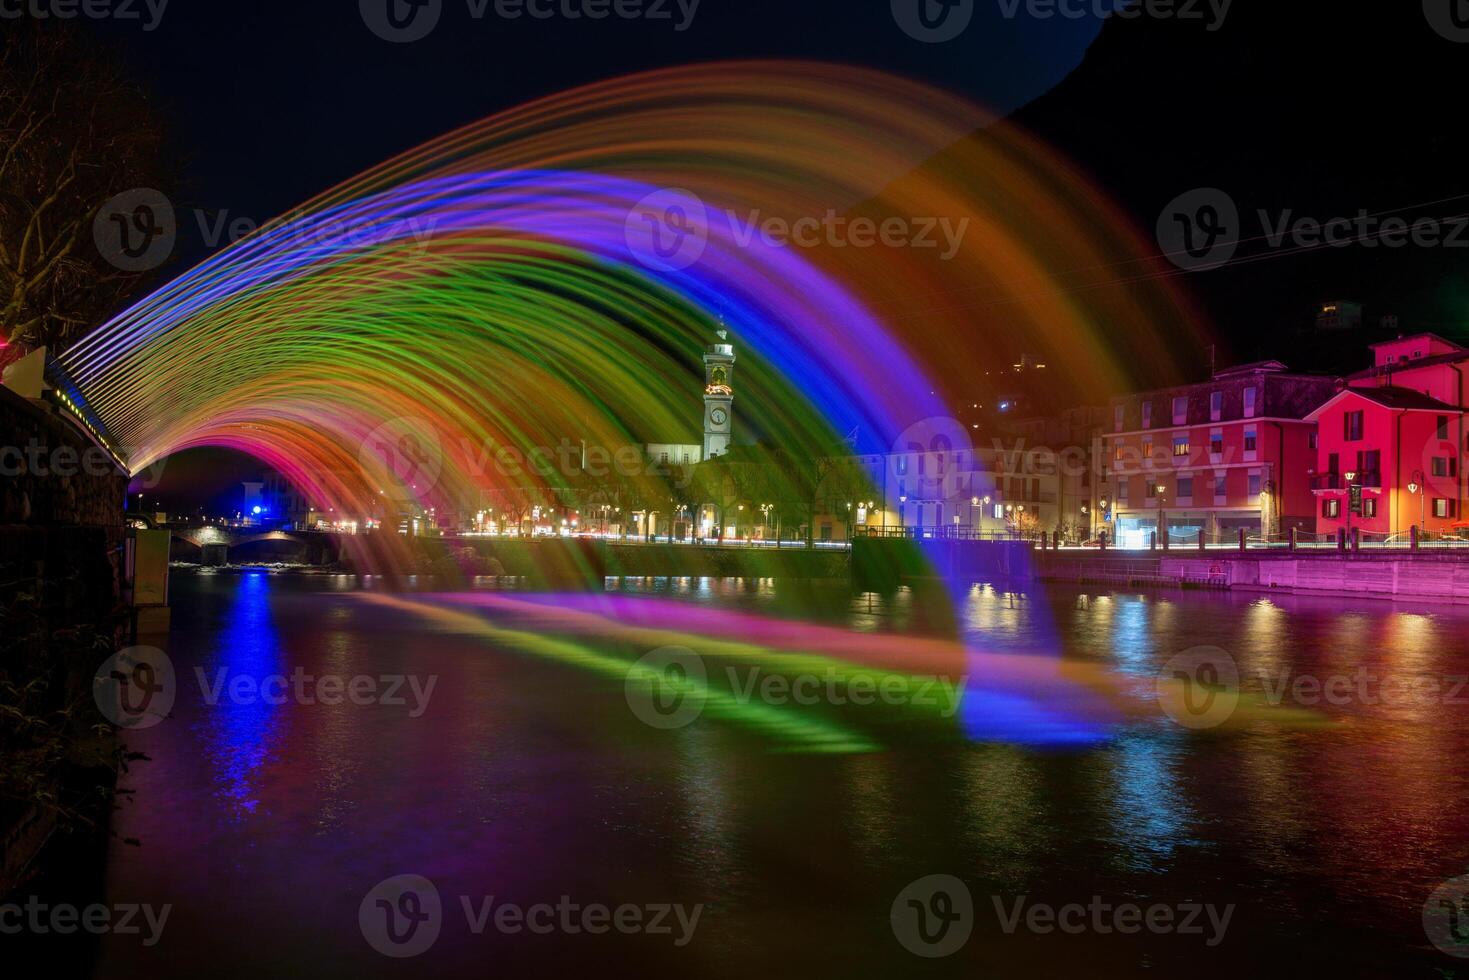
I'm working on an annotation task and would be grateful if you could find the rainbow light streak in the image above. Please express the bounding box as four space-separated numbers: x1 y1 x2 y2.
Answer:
363 593 884 754
60 63 1219 745
364 591 1324 750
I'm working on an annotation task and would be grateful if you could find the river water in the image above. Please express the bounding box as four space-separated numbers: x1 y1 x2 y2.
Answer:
84 571 1469 977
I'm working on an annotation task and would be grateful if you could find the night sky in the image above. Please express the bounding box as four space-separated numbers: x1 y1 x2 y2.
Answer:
88 1 1103 262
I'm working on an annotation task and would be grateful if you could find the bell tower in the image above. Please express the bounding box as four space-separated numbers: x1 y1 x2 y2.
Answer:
702 330 735 458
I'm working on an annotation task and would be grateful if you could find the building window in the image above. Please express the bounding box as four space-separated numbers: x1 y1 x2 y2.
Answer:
1172 436 1190 457
1114 443 1127 462
993 503 1004 520
1363 498 1377 518
1438 415 1451 441
1214 473 1228 500
1117 480 1129 505
1142 440 1154 464
1434 498 1458 519
1323 499 1340 519
1433 456 1458 478
1355 450 1381 485
1210 430 1224 456
1145 481 1157 501
1142 401 1153 429
1344 410 1364 441
1172 396 1188 425
1248 471 1262 499
1115 404 1124 432
1309 432 1318 450
1244 428 1258 453
1210 391 1222 422
1243 386 1258 418
1178 476 1194 499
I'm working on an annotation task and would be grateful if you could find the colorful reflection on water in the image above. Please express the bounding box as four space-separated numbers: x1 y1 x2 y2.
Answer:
93 573 1469 977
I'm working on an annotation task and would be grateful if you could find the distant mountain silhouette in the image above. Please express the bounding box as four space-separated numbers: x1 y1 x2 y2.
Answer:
1011 2 1469 376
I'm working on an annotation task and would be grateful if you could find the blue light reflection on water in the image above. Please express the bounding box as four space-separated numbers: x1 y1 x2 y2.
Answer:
196 570 284 818
1110 596 1156 674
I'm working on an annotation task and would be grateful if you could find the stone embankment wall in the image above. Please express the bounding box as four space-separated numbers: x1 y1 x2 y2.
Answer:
0 386 128 894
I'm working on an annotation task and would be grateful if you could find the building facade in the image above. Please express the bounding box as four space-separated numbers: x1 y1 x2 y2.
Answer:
1309 334 1469 538
831 409 1106 542
1103 362 1336 546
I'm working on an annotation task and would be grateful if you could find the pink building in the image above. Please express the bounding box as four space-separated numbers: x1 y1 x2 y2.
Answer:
1308 334 1469 537
1104 362 1336 545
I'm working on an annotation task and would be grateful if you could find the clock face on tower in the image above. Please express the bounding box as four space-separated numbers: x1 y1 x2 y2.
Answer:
710 408 728 426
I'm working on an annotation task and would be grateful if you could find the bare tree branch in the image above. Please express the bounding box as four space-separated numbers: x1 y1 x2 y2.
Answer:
0 22 170 350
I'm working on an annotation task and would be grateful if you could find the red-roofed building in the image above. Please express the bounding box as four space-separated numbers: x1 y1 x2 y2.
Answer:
1104 361 1337 545
1309 334 1469 537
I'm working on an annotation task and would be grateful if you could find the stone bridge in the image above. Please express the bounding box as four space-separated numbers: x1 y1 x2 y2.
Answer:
162 523 344 566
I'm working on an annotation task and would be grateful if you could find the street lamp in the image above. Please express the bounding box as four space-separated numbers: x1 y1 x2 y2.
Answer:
1408 469 1425 532
1344 471 1359 541
1155 483 1167 547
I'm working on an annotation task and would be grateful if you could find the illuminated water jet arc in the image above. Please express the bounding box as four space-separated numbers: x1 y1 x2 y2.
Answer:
51 63 1211 748
65 63 1199 475
68 173 943 461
